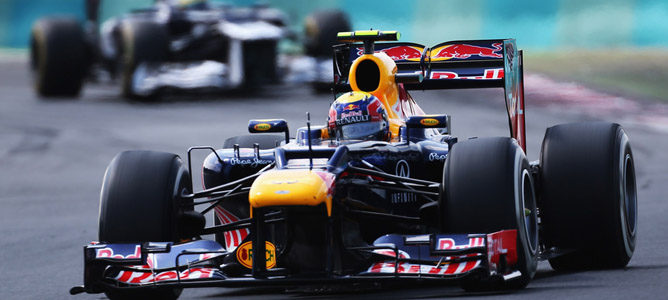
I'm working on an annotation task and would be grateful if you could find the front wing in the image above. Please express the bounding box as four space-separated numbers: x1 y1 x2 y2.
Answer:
72 230 519 294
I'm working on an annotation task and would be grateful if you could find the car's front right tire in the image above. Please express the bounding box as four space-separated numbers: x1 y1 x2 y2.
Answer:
442 137 538 291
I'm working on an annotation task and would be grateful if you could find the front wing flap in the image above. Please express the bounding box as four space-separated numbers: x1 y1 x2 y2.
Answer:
361 230 517 278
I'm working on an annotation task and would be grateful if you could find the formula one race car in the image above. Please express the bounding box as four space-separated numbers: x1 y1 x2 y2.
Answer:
70 30 637 299
30 0 349 100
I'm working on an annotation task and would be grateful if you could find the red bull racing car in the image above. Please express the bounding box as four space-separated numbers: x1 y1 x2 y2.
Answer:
70 30 637 299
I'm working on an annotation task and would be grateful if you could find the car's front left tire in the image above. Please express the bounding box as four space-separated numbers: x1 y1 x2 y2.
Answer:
98 151 196 300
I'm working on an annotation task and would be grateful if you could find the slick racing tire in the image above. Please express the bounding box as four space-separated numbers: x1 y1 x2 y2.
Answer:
98 151 193 300
119 21 168 100
30 17 88 97
540 122 637 271
214 135 284 246
442 137 538 291
99 151 193 243
304 9 351 58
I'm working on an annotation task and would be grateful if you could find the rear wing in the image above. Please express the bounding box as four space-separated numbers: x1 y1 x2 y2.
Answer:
332 38 526 151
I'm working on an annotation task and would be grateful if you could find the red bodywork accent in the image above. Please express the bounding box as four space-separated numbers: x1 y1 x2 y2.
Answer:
397 84 425 119
517 51 526 152
486 229 518 271
96 245 141 260
214 207 249 250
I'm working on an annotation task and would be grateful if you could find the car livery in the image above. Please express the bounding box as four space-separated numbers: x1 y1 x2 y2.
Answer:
71 30 638 299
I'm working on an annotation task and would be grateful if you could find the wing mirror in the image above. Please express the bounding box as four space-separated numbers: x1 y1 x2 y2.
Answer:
248 119 290 143
406 115 450 134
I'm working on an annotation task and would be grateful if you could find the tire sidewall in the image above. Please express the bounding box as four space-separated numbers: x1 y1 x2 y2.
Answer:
512 148 538 282
614 129 637 261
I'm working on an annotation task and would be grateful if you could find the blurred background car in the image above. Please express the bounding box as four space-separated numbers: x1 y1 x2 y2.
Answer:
27 0 350 100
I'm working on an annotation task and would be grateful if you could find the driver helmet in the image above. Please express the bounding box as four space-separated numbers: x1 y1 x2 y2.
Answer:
328 91 389 141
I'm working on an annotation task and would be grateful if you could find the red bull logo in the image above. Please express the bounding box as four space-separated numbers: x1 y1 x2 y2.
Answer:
431 43 503 60
429 68 504 80
356 46 423 61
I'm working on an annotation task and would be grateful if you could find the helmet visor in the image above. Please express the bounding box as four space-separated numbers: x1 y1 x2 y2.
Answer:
340 121 386 140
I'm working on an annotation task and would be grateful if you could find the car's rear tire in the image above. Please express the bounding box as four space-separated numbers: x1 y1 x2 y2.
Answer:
442 137 538 291
539 122 637 271
30 17 88 97
119 21 169 100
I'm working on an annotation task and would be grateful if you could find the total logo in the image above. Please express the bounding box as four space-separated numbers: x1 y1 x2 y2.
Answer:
419 118 439 126
254 123 272 131
235 241 277 269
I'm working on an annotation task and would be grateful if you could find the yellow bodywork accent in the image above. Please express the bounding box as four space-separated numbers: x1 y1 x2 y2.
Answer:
320 127 330 139
353 30 379 36
386 31 400 39
337 30 399 39
249 169 332 216
349 53 403 139
335 91 372 104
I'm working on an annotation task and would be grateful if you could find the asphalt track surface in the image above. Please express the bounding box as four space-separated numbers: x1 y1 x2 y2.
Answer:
1 57 667 300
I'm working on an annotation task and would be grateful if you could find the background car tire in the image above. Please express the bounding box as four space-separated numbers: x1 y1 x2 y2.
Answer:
119 21 169 100
539 122 637 271
30 18 88 97
303 9 351 93
442 137 539 290
303 9 351 58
